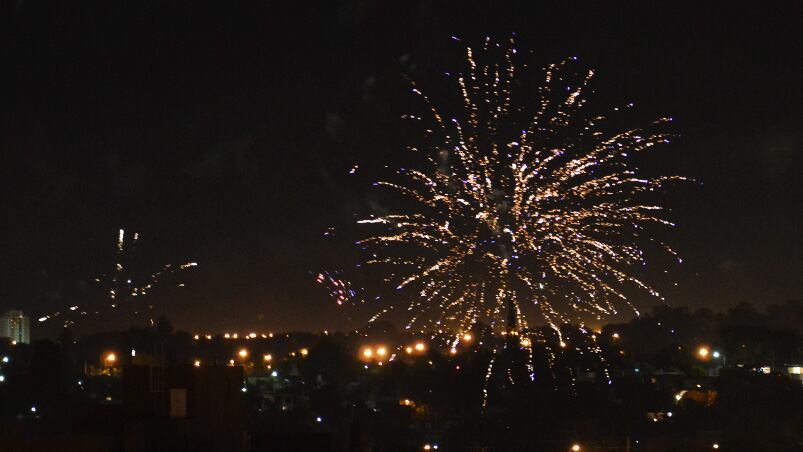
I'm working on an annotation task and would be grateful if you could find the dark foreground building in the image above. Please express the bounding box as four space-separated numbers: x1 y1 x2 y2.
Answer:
122 364 246 452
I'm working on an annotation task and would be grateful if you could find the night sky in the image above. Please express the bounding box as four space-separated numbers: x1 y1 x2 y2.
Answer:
2 2 802 337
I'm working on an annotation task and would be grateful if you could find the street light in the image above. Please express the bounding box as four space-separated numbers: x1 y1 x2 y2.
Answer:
697 346 710 359
238 348 249 359
104 353 116 367
571 444 581 451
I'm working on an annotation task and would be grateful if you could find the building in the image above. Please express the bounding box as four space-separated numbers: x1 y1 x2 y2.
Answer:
0 310 30 344
122 364 246 452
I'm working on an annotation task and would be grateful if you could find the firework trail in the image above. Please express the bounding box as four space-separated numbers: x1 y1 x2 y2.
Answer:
315 270 362 306
38 229 197 326
336 37 686 399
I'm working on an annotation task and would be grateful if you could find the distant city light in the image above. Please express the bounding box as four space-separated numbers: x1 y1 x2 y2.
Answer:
712 351 721 359
2 356 8 363
405 346 413 354
520 337 531 347
376 346 387 357
612 333 620 339
263 354 273 362
194 360 201 367
105 353 116 365
0 375 5 383
449 347 457 355
363 348 373 359
271 371 278 377
131 349 136 357
571 444 581 452
712 443 719 449
462 333 473 342
315 416 322 423
414 342 426 352
300 348 309 357
697 346 710 359
30 406 37 413
238 348 249 359
241 386 247 393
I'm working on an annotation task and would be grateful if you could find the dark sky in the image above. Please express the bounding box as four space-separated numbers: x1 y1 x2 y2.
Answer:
2 1 802 337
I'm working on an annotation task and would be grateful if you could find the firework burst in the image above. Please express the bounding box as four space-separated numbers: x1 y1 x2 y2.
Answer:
350 37 686 378
38 229 197 326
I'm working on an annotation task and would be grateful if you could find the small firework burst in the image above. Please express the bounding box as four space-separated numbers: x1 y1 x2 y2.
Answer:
38 229 197 326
